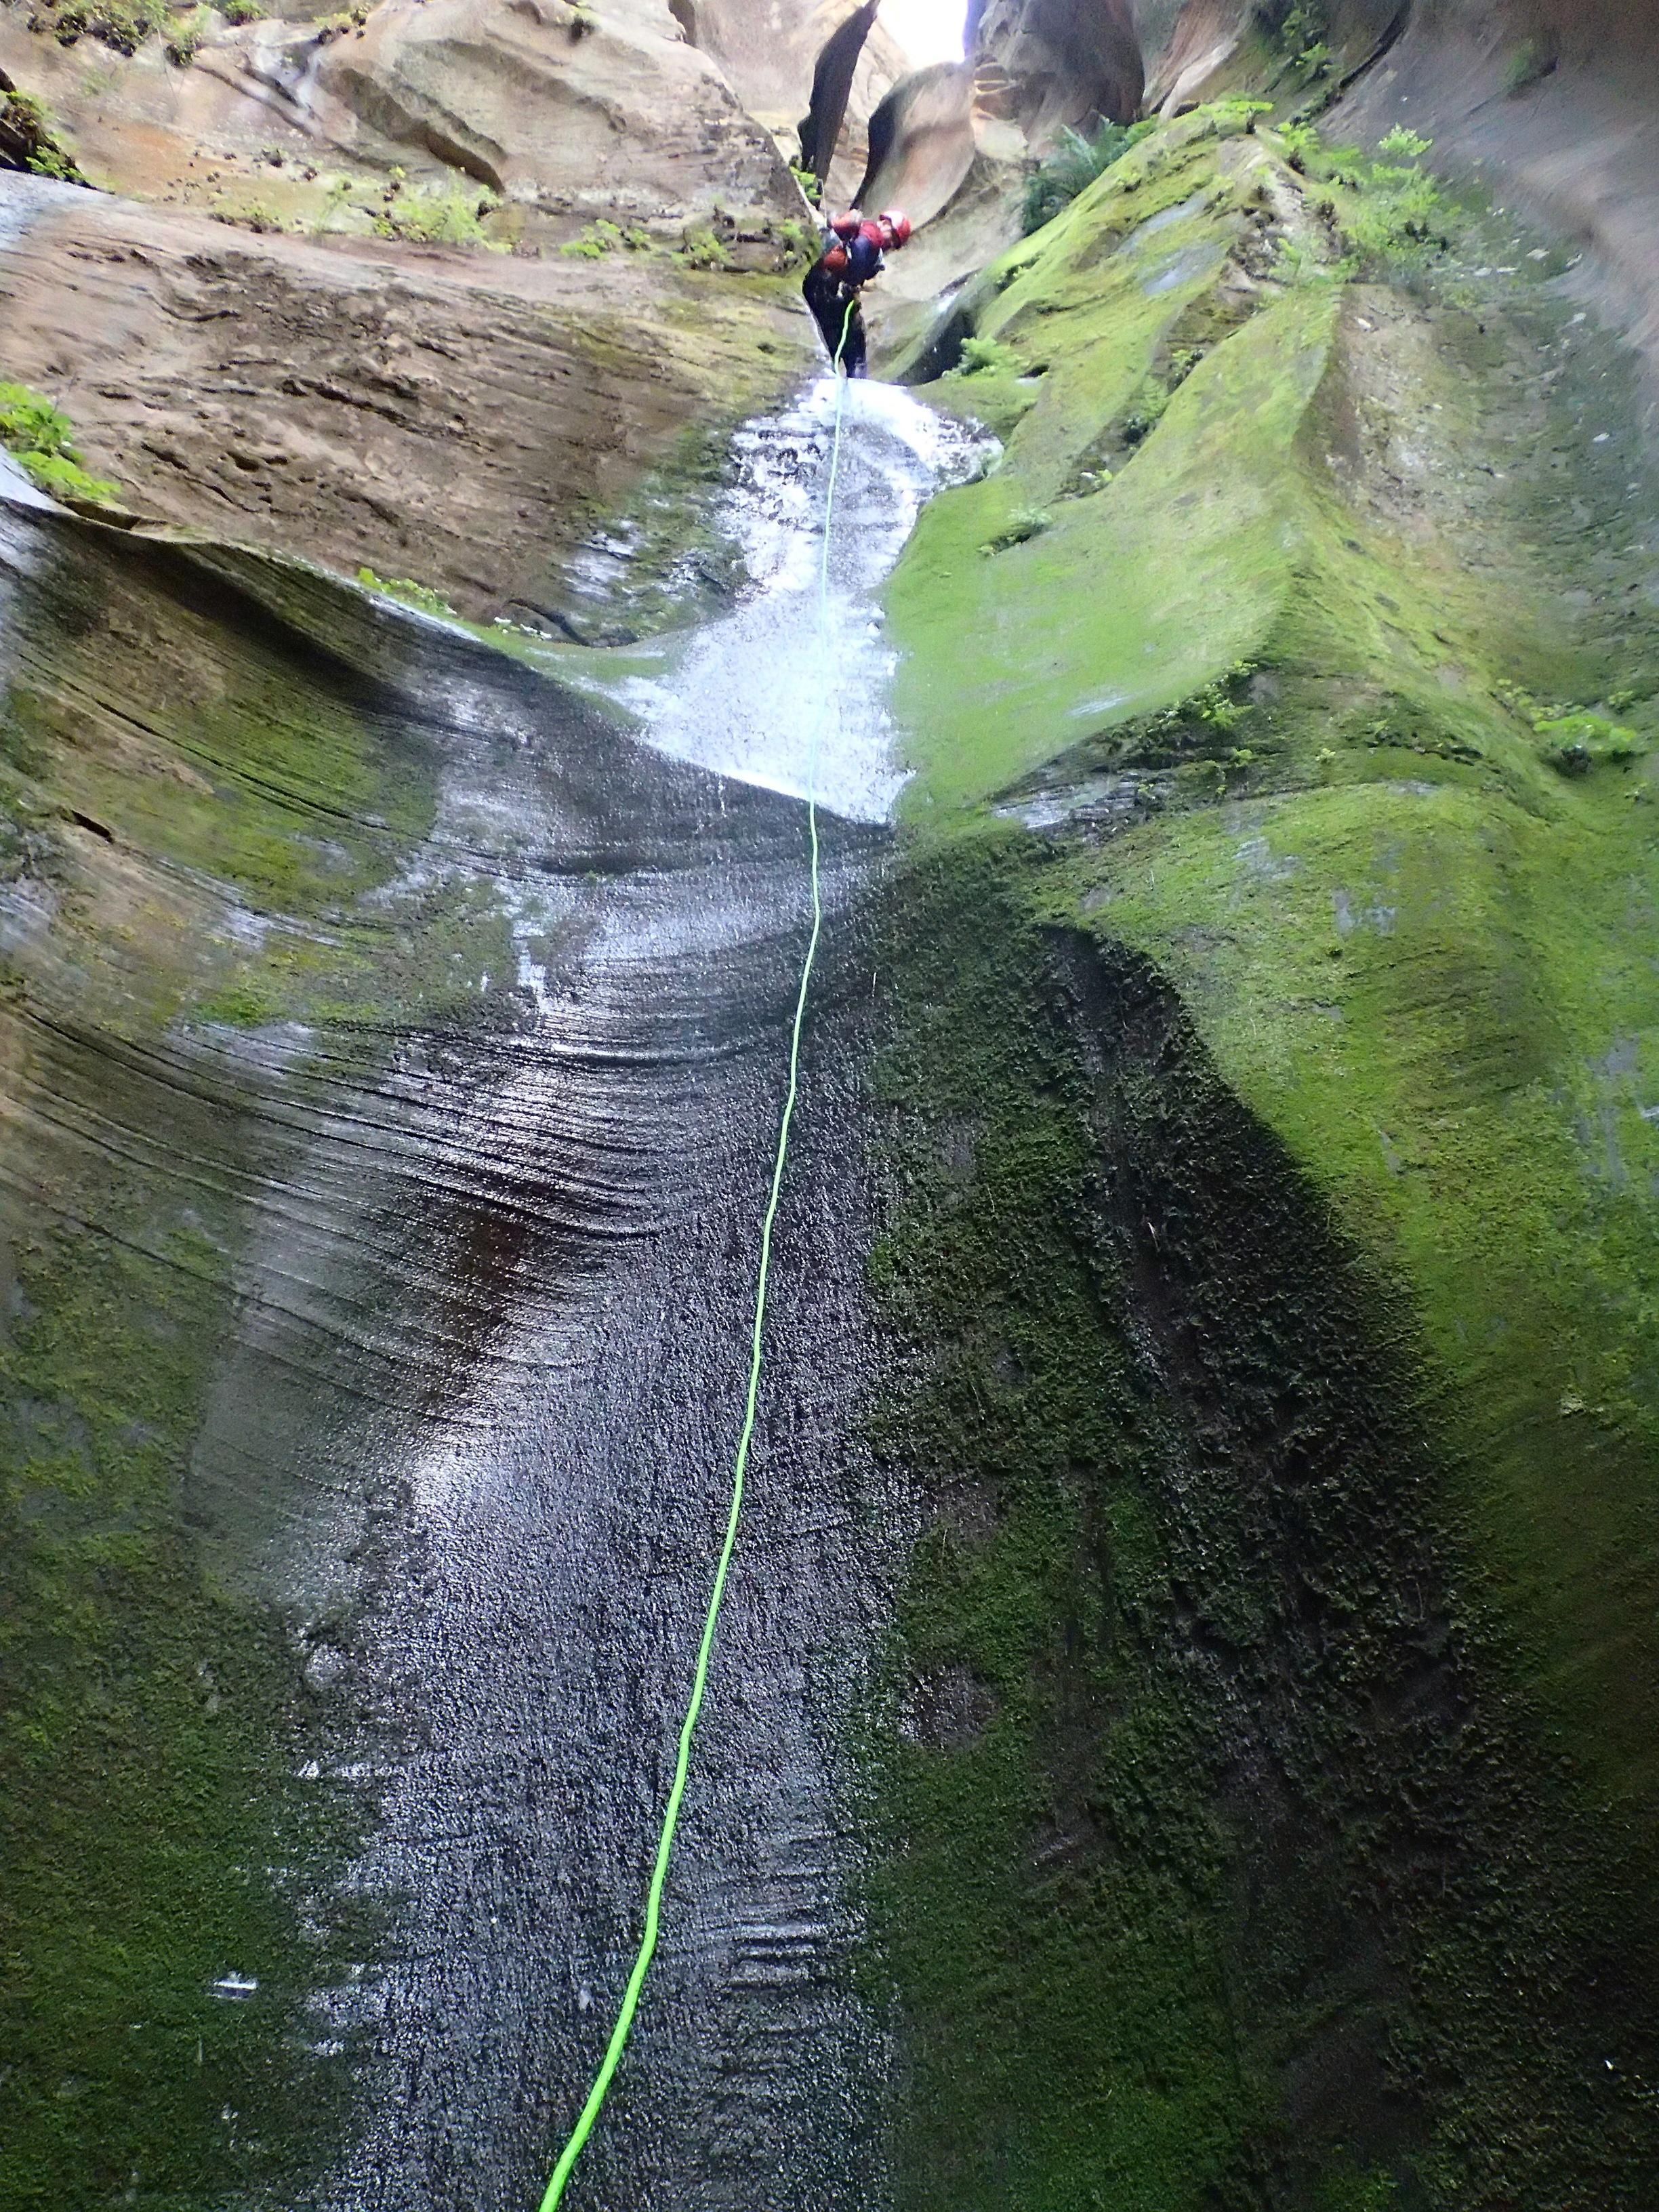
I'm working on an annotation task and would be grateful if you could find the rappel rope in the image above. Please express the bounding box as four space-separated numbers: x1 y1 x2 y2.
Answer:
536 304 857 2212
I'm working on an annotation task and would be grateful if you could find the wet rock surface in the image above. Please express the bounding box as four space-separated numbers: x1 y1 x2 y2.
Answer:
10 1 1659 2201
0 372 958 2205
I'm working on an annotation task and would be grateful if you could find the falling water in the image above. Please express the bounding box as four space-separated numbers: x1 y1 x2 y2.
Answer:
171 374 984 2209
562 376 983 821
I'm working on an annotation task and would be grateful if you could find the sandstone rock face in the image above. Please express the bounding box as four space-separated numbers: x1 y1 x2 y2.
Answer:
0 172 810 622
310 0 802 228
1141 1 1659 394
970 0 1143 142
0 0 811 245
1130 0 1186 70
687 0 910 141
1335 0 1659 388
855 61 978 228
1146 0 1402 113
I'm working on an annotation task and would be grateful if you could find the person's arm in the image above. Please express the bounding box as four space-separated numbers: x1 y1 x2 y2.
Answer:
844 231 882 285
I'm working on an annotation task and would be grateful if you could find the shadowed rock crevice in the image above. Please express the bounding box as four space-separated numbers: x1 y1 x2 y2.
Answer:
865 843 1659 2206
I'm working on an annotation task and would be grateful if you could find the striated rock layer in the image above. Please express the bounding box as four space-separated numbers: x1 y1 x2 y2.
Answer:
307 0 803 226
972 0 1144 138
0 172 811 623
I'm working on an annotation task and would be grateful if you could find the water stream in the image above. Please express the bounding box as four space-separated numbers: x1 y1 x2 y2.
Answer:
537 377 980 822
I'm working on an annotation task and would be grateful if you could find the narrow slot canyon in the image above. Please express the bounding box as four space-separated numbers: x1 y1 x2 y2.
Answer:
3 3 1659 2207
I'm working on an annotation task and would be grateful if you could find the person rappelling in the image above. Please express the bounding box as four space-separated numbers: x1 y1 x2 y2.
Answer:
802 207 911 377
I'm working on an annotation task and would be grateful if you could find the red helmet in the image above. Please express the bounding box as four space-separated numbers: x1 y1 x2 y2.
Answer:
879 209 912 246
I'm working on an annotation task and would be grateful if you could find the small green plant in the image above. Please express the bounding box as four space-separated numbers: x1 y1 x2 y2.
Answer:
372 182 501 246
164 5 211 65
355 567 458 619
948 334 1021 380
1282 119 1445 267
0 382 119 504
1 86 85 180
211 197 283 232
220 0 265 18
1277 120 1322 171
560 218 649 258
1502 37 1555 95
979 506 1050 556
1276 1 1330 86
678 226 732 270
1534 712 1644 775
312 173 356 233
777 217 819 268
1021 115 1159 235
1272 233 1351 285
39 0 169 55
787 161 821 207
1195 675 1252 731
1376 125 1431 160
1120 374 1171 444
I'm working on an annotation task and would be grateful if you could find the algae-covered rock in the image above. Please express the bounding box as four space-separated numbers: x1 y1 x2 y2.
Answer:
872 91 1659 2208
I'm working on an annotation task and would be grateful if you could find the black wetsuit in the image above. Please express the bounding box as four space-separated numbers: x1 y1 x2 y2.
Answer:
803 224 882 375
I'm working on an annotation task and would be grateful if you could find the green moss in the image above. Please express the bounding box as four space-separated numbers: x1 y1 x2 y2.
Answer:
0 1202 374 2205
876 130 1659 2205
865 840 1659 2206
893 283 1341 812
0 383 118 506
354 564 459 620
0 528 535 1048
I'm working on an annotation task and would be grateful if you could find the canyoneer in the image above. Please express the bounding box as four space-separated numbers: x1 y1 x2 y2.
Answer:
802 206 911 377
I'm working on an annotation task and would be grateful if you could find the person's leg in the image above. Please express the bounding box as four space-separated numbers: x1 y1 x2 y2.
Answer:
802 264 843 362
840 298 867 377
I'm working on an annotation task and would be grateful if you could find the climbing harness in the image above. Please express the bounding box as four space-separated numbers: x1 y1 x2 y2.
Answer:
535 305 857 2211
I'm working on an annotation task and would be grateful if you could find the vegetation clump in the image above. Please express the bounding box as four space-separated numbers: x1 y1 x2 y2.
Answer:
1021 115 1158 235
369 172 503 247
677 224 733 270
1279 121 1449 266
978 505 1050 556
1503 35 1557 96
0 382 118 504
354 566 458 620
559 216 651 258
1532 710 1644 775
26 0 169 56
1273 0 1331 87
0 80 84 179
163 3 210 64
946 333 1021 380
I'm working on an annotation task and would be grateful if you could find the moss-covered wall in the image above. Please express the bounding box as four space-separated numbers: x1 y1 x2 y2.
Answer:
869 102 1659 2205
0 517 509 2201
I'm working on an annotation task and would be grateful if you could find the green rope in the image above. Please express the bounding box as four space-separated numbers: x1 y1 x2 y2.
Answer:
535 304 855 2212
